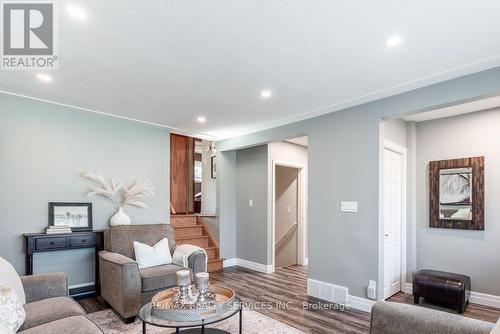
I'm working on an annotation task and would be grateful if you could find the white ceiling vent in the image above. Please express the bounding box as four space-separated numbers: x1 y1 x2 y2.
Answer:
307 279 348 305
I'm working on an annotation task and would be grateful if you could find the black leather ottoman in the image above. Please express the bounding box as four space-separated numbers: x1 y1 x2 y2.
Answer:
413 269 471 313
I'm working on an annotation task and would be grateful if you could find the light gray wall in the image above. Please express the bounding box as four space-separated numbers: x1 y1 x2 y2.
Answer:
217 66 500 300
201 140 217 214
235 145 268 264
201 216 219 244
415 108 500 295
0 95 170 275
406 121 418 283
383 118 407 148
218 150 236 258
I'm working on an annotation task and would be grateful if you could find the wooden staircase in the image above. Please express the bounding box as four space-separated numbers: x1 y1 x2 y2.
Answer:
170 215 223 272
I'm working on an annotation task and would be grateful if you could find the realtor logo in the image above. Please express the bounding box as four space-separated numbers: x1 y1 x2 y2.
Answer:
1 1 58 70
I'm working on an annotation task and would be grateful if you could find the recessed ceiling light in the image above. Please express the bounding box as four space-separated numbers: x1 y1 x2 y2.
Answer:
197 116 206 123
65 5 87 20
260 90 272 98
36 73 53 83
386 35 402 48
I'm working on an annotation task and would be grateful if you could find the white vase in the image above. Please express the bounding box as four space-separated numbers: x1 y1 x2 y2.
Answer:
110 207 131 226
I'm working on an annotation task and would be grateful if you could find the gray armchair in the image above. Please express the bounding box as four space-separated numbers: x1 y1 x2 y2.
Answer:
370 301 497 334
19 273 102 333
99 224 206 322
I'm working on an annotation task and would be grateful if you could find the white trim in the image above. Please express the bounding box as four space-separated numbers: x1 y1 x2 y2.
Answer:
223 258 237 268
404 283 500 309
0 90 217 141
69 282 95 289
382 140 408 300
348 295 376 313
307 278 375 313
271 159 307 273
223 258 273 274
403 282 413 294
470 292 500 309
303 257 309 266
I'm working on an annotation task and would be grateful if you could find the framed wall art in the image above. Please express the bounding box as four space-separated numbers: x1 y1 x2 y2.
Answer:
429 156 484 230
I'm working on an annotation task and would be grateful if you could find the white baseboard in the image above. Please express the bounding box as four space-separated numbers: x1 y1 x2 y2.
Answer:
348 295 376 313
307 278 375 313
469 291 500 308
403 282 413 294
223 258 273 274
223 258 237 268
403 283 500 309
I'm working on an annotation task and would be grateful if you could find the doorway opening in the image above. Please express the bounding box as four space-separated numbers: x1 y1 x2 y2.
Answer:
275 165 300 268
270 136 308 272
383 140 407 299
170 133 216 215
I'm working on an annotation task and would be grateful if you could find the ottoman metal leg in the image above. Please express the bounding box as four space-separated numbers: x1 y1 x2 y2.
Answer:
414 295 419 304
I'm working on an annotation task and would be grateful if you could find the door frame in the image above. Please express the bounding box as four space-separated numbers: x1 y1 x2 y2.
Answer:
383 140 407 299
271 159 307 273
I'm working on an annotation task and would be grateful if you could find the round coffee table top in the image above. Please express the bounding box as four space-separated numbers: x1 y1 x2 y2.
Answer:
138 296 243 329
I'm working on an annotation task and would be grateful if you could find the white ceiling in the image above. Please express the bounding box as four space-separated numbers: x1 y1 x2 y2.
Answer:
404 94 500 122
2 0 500 139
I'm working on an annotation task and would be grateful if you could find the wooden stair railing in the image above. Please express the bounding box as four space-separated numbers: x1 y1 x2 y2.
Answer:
170 215 223 272
275 222 298 249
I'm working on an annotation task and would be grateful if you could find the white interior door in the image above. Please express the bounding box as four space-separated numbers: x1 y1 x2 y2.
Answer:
384 148 403 299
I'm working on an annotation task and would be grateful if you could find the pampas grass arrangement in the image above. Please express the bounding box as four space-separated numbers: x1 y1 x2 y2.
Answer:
83 171 156 209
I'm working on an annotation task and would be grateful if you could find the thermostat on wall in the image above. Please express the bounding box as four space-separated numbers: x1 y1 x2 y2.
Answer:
341 201 358 213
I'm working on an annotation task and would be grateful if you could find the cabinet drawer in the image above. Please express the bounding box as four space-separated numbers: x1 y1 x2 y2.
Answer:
69 235 96 247
35 237 67 250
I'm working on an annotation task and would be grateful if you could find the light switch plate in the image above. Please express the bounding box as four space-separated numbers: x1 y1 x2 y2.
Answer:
341 201 358 213
249 199 253 207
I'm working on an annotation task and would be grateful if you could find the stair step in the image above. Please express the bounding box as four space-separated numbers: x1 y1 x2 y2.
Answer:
171 215 197 227
174 225 203 238
204 246 218 259
176 235 209 248
207 258 224 272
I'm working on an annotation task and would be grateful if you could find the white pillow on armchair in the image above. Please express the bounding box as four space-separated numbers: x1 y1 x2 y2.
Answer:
0 257 25 305
0 284 25 332
133 238 172 269
491 318 500 334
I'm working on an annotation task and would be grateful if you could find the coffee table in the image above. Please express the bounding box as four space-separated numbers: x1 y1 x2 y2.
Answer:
138 296 242 334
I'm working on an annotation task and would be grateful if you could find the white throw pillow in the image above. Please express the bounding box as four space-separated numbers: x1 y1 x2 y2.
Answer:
490 318 500 334
134 238 172 269
0 327 15 334
0 257 25 305
0 284 26 332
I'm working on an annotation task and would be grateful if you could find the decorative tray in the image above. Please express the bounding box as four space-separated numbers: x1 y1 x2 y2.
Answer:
151 285 235 322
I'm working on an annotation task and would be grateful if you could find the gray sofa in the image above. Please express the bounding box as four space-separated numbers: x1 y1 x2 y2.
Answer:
18 272 102 334
98 224 206 322
370 301 499 334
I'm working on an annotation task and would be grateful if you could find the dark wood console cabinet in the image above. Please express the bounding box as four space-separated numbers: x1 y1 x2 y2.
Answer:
24 230 104 298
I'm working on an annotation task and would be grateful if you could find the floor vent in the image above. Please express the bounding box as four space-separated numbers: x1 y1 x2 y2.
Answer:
307 279 348 305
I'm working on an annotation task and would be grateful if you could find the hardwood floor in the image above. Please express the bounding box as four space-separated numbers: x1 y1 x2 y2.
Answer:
388 291 500 324
79 265 500 333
